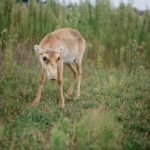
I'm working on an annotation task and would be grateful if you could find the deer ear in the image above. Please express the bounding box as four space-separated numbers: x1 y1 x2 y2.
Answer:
34 45 42 53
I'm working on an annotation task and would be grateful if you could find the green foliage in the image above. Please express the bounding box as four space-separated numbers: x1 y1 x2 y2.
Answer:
76 110 121 150
0 0 150 69
51 128 67 150
0 0 150 150
51 119 70 150
0 61 150 150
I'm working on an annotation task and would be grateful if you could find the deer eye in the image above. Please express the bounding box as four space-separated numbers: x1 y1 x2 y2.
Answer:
43 56 48 61
57 57 60 61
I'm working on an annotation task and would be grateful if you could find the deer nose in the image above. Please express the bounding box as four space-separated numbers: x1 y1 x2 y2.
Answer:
51 78 56 81
50 75 57 80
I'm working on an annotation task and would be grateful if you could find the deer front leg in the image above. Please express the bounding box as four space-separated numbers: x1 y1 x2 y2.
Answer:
32 70 45 107
57 60 65 108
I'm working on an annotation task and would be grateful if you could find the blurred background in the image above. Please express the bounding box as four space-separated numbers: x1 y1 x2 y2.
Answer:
0 0 150 71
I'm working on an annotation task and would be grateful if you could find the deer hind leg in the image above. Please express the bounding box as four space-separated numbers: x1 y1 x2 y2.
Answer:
74 38 85 100
32 70 46 107
75 62 82 100
66 63 78 97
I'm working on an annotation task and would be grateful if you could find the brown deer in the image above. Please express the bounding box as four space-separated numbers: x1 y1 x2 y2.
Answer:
32 28 86 107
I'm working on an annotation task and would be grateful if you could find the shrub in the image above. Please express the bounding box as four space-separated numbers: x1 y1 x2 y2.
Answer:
76 109 122 150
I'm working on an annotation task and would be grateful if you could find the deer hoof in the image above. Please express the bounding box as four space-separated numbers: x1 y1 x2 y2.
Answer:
65 92 72 98
32 100 39 107
74 96 80 100
59 100 65 108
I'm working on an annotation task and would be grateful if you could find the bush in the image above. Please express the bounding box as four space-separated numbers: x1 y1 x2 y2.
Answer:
76 110 122 150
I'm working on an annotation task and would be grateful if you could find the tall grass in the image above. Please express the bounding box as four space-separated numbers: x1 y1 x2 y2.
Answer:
0 0 150 70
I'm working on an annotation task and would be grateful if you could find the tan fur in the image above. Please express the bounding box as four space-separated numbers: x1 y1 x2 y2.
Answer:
32 28 86 108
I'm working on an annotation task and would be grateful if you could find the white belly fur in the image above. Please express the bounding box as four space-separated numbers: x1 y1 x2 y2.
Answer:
62 48 77 64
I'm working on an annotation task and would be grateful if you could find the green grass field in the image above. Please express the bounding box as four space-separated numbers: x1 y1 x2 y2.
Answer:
0 59 149 150
0 0 150 149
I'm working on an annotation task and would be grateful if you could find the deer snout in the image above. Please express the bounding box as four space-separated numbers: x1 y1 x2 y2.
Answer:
49 75 57 80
